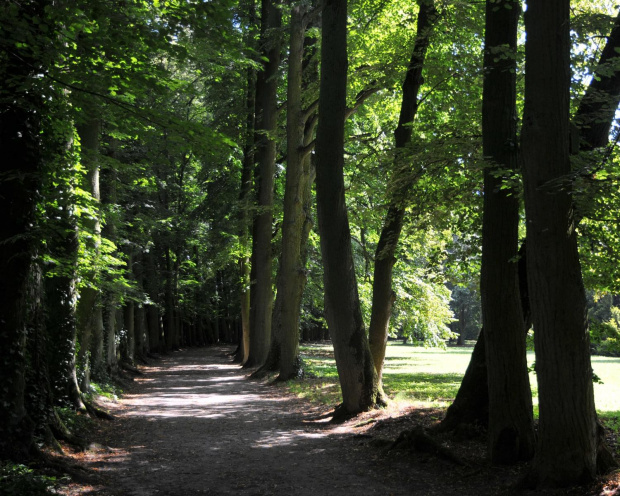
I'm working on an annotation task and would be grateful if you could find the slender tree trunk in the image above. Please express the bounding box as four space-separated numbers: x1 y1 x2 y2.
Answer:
315 0 379 415
521 0 614 485
245 0 282 367
368 0 437 386
164 248 177 350
235 0 257 365
123 301 136 362
480 0 535 464
575 9 620 151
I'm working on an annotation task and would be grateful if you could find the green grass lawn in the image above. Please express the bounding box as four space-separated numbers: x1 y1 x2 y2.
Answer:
290 342 620 421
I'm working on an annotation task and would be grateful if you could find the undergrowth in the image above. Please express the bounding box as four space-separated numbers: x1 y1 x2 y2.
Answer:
0 462 66 496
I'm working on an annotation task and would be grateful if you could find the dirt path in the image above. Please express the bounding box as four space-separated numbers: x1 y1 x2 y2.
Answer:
71 346 452 496
56 345 620 496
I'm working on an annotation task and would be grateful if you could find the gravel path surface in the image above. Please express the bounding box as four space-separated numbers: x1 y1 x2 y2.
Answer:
76 346 440 496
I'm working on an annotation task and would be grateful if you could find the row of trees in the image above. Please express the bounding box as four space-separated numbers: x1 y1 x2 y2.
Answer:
2 0 620 489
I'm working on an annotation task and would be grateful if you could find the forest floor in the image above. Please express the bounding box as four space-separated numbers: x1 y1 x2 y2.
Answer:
54 346 620 496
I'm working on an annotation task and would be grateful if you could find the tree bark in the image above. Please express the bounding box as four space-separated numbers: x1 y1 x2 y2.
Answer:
245 0 282 367
44 184 84 410
235 36 256 364
273 3 312 381
315 0 379 415
480 0 534 464
368 0 437 386
0 20 43 456
521 0 611 485
440 242 530 433
75 119 104 390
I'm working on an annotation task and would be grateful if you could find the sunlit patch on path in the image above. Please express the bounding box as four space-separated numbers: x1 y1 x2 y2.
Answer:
71 346 434 496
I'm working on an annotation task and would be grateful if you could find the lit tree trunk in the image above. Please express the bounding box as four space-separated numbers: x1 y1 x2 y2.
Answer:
246 0 282 367
521 0 615 485
101 166 119 375
44 149 85 410
123 301 136 363
164 247 177 350
76 119 104 390
272 3 314 381
314 0 379 415
368 0 436 386
480 0 534 464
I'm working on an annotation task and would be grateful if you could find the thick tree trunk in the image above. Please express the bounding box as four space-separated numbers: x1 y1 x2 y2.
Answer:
245 0 282 367
480 0 534 464
42 128 85 411
521 0 613 485
76 119 104 390
0 31 43 457
439 328 489 432
315 0 379 415
45 236 84 410
441 9 620 439
274 4 311 381
440 242 530 433
368 0 436 386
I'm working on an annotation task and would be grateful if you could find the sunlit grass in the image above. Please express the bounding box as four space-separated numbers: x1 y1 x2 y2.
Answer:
290 342 620 425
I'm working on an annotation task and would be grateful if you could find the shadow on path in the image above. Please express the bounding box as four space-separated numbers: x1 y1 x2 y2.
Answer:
79 346 438 496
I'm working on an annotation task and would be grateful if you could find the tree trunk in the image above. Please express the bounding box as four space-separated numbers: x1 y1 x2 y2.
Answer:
164 248 178 350
575 10 620 151
235 0 257 365
480 0 534 464
273 4 312 381
44 223 84 409
368 0 437 386
440 242 530 433
314 0 379 415
245 0 282 367
123 300 136 363
0 24 44 456
521 0 613 485
75 119 104 390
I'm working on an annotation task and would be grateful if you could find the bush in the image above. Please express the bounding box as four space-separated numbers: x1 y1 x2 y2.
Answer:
0 462 59 496
590 307 620 356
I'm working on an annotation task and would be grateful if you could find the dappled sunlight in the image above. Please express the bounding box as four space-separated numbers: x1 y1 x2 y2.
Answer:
252 429 326 449
66 347 370 496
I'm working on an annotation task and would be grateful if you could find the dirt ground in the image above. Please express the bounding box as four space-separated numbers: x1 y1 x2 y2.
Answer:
56 346 620 496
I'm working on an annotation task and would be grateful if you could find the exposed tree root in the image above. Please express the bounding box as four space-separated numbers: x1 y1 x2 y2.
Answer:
83 399 114 420
330 403 358 423
119 361 143 375
31 445 100 485
50 409 88 451
389 425 470 467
